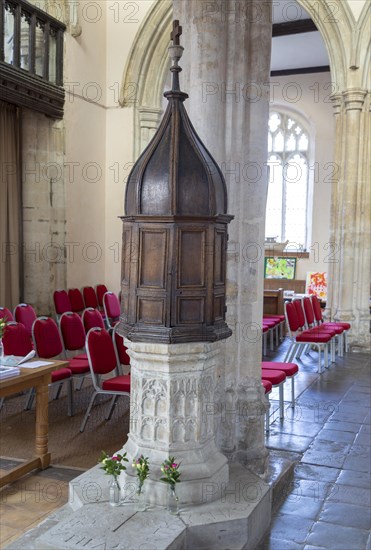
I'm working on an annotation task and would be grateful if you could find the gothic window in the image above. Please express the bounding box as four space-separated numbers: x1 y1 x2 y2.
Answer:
266 111 311 251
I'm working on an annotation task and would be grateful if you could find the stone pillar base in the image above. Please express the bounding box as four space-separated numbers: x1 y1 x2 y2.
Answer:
120 340 229 506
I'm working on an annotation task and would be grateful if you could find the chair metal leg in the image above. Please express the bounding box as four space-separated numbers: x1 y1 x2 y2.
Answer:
67 378 74 417
25 388 35 410
284 342 296 363
338 334 344 357
263 333 267 356
291 377 295 408
270 329 274 351
106 396 118 420
80 392 98 432
330 340 335 363
265 399 270 433
53 383 63 400
279 383 284 419
76 377 84 391
344 332 349 352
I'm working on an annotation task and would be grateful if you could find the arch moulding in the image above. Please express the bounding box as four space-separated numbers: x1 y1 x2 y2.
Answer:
120 0 359 158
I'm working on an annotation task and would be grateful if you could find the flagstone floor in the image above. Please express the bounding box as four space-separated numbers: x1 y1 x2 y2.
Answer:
259 342 371 550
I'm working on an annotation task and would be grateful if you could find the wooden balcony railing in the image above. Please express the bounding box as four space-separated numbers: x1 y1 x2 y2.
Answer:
0 0 65 117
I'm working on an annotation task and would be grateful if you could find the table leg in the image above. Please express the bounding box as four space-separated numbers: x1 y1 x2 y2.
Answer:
35 375 51 469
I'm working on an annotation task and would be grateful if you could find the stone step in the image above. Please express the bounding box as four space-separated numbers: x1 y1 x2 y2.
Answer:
4 454 296 550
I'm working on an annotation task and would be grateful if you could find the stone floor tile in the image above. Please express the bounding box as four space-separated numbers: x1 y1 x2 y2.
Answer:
267 513 314 545
293 463 340 483
319 501 371 530
354 431 371 446
302 449 348 469
266 433 313 453
293 479 336 501
322 420 363 433
303 546 327 550
257 536 305 549
275 495 323 520
306 521 370 550
316 428 356 444
344 444 371 471
269 419 323 438
328 409 369 424
336 469 371 489
327 483 371 507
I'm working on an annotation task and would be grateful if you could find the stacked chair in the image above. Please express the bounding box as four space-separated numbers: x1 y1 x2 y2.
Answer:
4 321 73 415
80 327 131 432
32 317 91 414
68 288 85 315
311 295 350 353
284 301 333 373
14 303 37 337
0 307 14 322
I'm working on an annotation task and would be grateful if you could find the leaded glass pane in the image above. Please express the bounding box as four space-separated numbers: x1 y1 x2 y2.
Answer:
20 12 31 71
35 20 45 76
4 4 15 64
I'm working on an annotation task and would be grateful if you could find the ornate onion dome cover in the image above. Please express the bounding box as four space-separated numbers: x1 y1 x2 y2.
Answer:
125 22 228 217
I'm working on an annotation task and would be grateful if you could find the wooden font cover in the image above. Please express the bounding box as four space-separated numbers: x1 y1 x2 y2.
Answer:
118 21 233 344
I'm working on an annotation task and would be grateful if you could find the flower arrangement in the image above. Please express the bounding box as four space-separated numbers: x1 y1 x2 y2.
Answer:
99 451 128 478
0 317 7 340
160 456 181 489
132 455 150 493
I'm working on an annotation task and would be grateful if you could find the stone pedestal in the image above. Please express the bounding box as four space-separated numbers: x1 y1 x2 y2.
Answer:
120 340 229 505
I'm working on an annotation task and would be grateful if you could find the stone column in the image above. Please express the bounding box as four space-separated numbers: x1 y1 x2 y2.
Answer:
121 340 229 506
173 0 272 474
328 89 370 349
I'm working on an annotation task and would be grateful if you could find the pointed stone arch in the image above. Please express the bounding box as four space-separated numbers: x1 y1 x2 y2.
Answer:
120 0 172 158
120 0 363 158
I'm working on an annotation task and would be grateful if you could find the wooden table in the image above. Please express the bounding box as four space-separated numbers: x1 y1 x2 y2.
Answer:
0 360 69 488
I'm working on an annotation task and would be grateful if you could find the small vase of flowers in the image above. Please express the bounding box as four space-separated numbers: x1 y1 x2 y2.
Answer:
99 451 128 506
160 456 181 515
132 454 150 511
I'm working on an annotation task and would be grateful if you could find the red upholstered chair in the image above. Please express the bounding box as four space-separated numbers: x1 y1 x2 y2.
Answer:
262 361 298 409
262 324 269 356
263 313 285 342
82 286 99 309
82 307 105 332
5 321 73 414
0 307 14 322
80 328 131 432
3 322 34 356
14 303 37 338
53 290 72 320
103 292 120 330
284 302 332 373
59 312 88 361
112 324 130 374
261 368 286 419
311 295 350 353
293 299 337 363
262 379 272 433
32 317 90 406
262 318 277 351
303 297 344 358
96 284 108 308
68 288 85 315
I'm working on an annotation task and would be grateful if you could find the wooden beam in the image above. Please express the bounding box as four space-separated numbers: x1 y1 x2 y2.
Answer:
271 66 330 77
273 19 317 37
